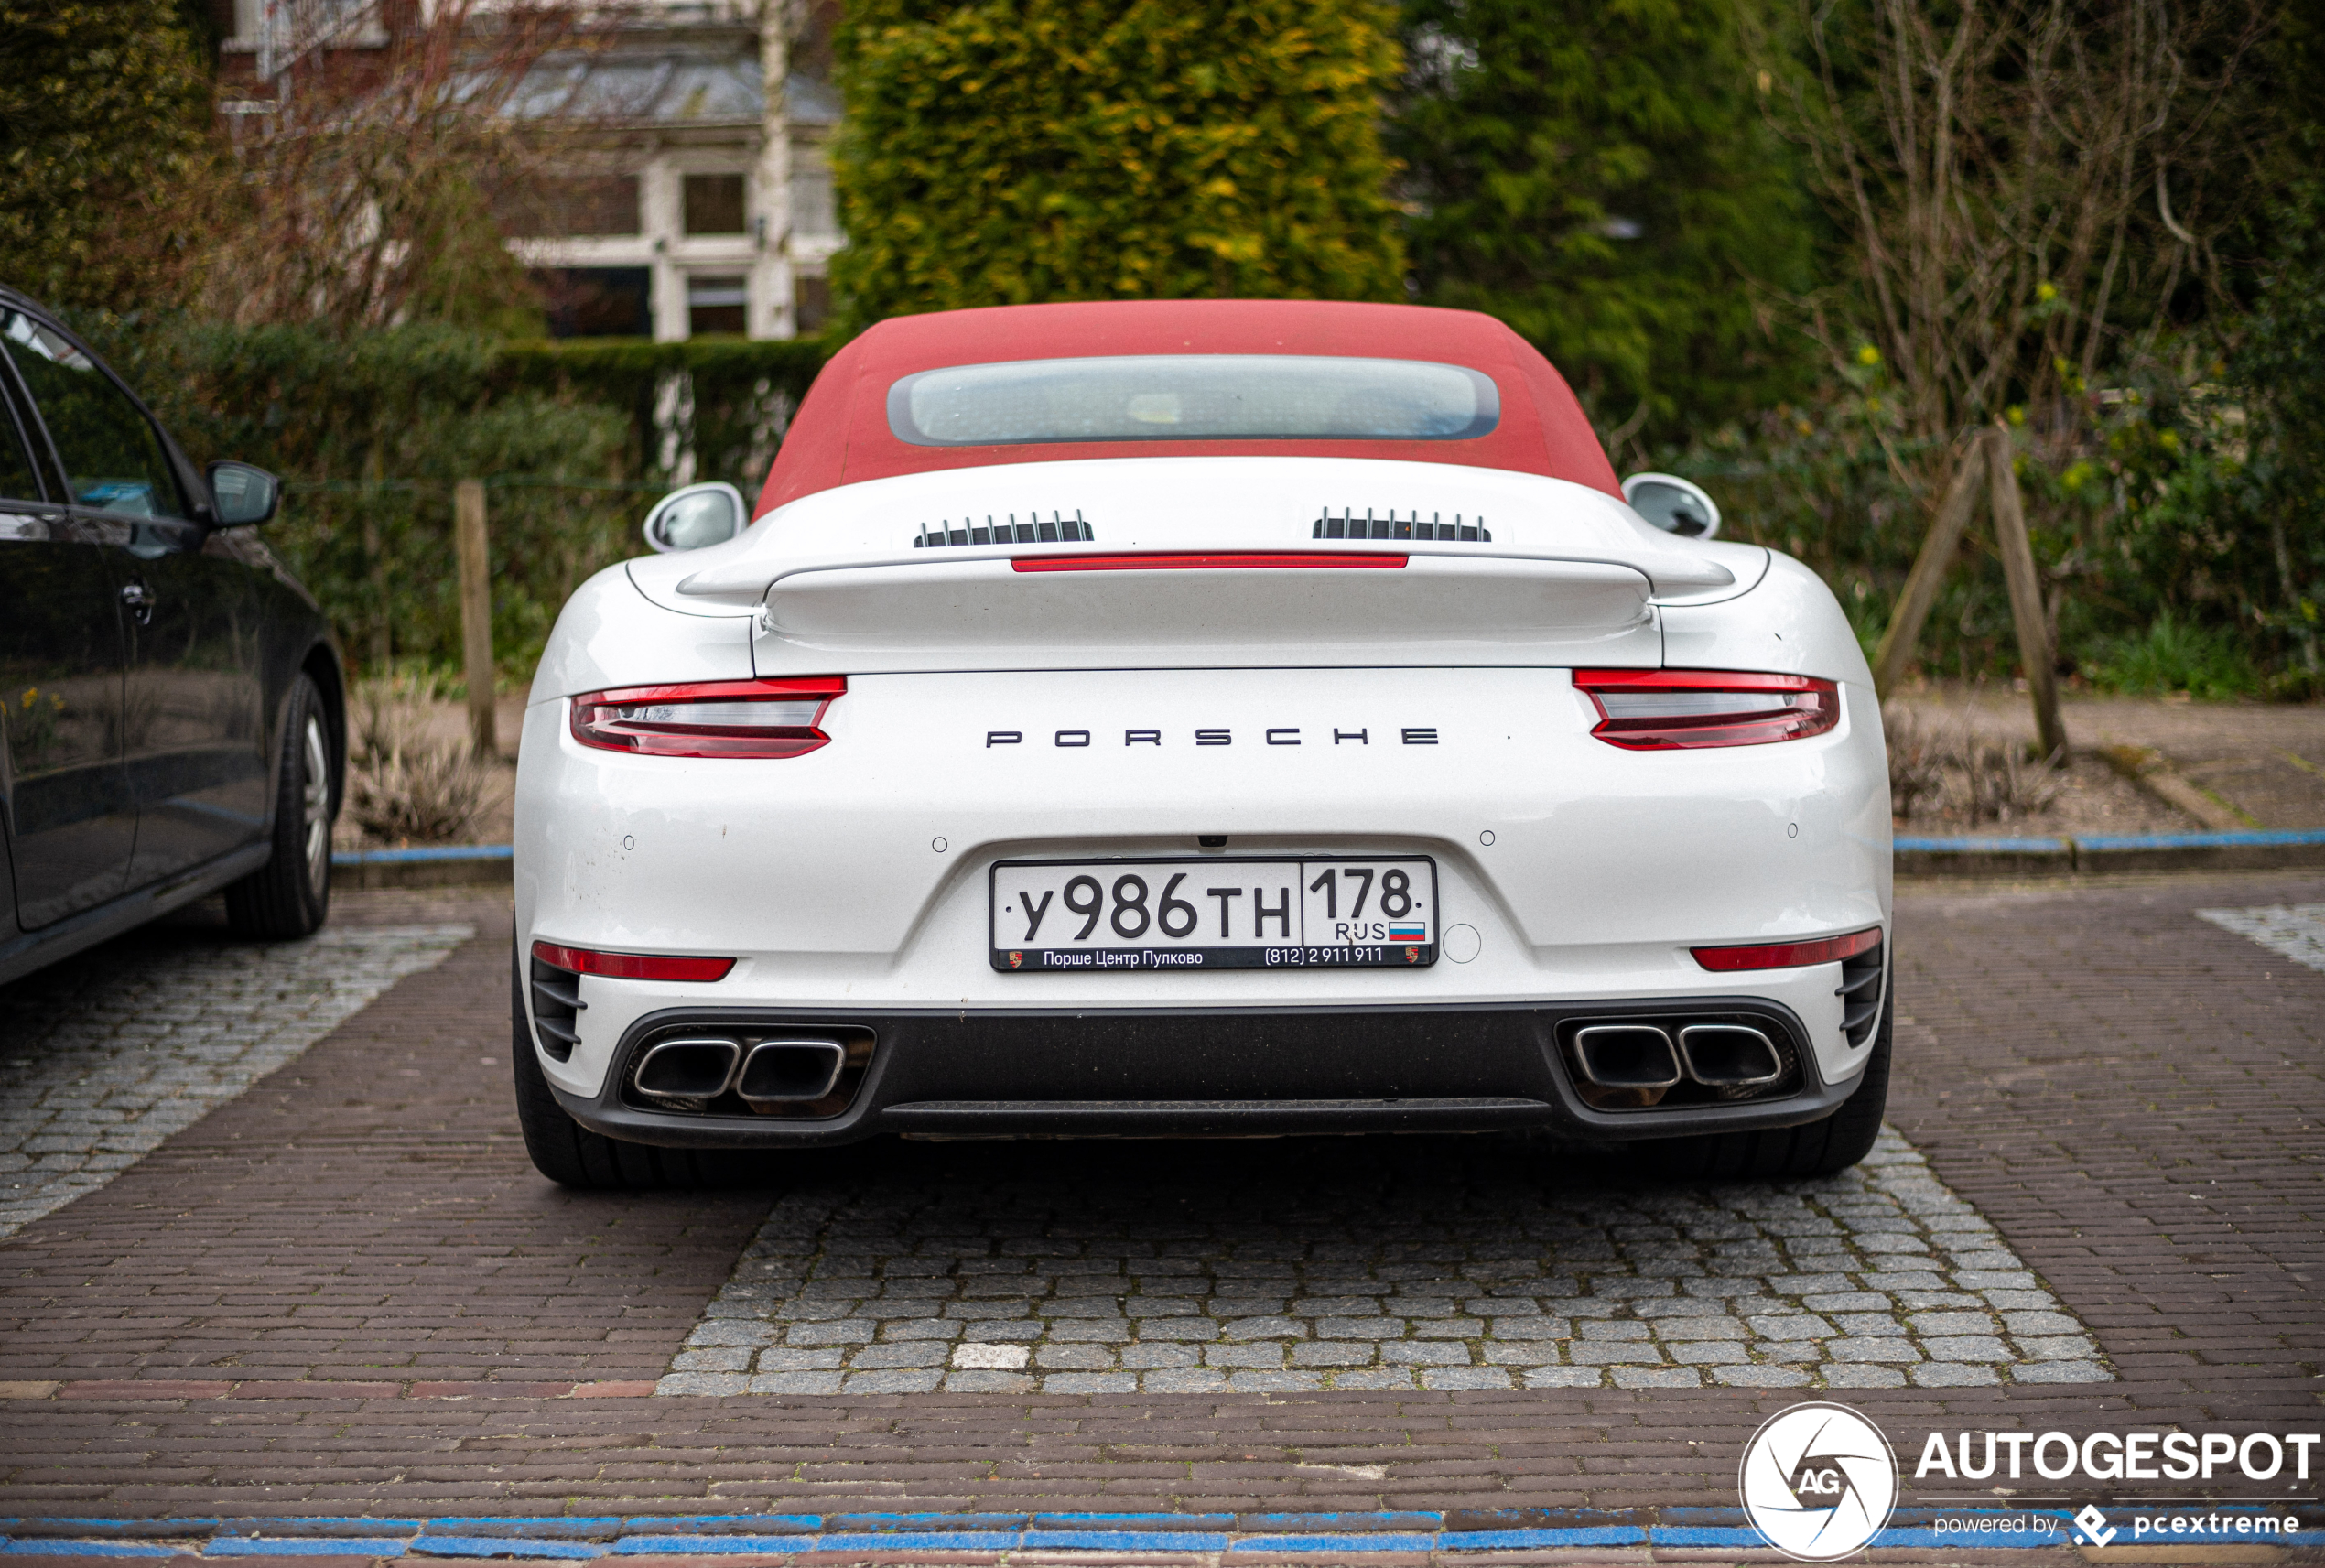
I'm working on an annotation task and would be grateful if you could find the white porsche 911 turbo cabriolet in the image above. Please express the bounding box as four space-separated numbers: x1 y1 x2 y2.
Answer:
511 299 1891 1189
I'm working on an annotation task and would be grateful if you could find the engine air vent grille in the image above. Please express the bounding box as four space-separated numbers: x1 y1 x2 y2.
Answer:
1314 509 1490 542
914 511 1092 548
1838 937 1886 1047
528 952 585 1063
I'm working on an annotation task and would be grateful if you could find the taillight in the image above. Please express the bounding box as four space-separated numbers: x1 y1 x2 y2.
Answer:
532 941 734 981
1692 927 1882 972
1573 669 1839 749
569 676 844 759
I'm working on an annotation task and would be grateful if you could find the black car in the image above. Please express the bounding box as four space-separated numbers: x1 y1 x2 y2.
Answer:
0 286 344 983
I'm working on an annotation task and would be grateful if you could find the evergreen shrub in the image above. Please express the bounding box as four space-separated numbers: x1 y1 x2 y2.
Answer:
830 0 1406 328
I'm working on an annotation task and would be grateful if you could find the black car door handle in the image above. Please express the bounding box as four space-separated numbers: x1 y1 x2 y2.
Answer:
119 581 156 624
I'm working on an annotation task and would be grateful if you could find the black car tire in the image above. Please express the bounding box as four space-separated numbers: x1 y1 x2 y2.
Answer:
509 942 753 1190
225 673 334 939
1648 984 1893 1180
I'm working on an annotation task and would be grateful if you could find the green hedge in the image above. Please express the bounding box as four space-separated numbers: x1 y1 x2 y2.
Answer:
86 319 832 681
829 0 1407 329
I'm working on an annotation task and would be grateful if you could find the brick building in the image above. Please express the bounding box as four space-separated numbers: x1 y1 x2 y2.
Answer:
213 0 842 341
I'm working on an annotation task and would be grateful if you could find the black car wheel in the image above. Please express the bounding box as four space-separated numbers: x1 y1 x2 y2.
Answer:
225 674 334 939
1649 984 1893 1180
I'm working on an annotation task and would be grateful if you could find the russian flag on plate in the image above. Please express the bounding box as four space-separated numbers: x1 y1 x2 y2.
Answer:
1387 923 1428 943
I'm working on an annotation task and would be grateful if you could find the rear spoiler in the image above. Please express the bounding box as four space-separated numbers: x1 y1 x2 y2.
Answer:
682 548 1689 668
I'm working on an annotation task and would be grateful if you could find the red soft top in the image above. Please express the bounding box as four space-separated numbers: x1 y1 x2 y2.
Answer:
753 299 1619 516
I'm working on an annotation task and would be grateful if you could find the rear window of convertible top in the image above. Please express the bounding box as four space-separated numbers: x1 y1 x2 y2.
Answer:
886 354 1502 447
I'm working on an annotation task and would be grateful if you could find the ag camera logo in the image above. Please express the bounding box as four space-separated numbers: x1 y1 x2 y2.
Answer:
1740 1401 1900 1562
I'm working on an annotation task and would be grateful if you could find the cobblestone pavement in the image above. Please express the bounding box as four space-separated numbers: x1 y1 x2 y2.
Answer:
2200 902 2325 971
0 920 470 1238
0 871 2316 1521
664 1128 2105 1398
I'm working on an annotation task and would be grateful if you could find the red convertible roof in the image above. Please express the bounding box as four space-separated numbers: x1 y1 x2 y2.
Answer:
753 299 1620 516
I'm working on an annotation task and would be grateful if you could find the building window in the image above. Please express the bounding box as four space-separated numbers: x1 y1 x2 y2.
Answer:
791 168 838 239
496 176 641 239
795 274 832 335
687 275 748 336
535 268 652 337
682 173 748 236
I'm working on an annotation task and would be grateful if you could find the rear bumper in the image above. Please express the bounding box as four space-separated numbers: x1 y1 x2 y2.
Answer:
548 995 1855 1149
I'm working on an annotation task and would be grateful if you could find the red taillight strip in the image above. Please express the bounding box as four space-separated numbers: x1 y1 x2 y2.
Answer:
1011 552 1407 572
532 941 734 982
569 676 845 760
1573 669 1819 692
579 676 846 708
1573 667 1840 750
1692 927 1883 972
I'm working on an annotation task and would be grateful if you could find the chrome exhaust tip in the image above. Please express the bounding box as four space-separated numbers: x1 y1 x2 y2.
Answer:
737 1037 847 1105
1677 1024 1785 1087
633 1036 741 1106
1571 1024 1682 1090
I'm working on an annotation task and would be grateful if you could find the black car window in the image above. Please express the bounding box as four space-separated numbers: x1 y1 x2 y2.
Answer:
0 395 41 503
0 309 185 519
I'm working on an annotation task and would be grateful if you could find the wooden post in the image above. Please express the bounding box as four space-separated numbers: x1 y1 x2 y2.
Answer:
1984 427 2067 762
454 479 496 758
1872 434 1986 696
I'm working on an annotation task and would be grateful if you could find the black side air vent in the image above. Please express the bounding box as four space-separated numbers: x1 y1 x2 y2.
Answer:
1838 937 1886 1047
914 511 1092 548
529 952 585 1063
1314 509 1491 542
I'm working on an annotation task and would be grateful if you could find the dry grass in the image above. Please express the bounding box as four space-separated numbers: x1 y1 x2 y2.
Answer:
1884 702 2064 825
345 672 495 845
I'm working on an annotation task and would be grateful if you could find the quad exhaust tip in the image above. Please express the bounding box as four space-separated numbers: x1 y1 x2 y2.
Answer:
1571 1025 1682 1091
633 1035 847 1108
1569 1020 1789 1108
1676 1023 1784 1087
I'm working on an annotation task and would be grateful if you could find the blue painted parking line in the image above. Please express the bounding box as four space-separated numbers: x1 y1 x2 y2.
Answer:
0 1544 186 1558
1895 834 2068 852
606 1541 801 1557
202 1541 410 1558
2078 827 2325 849
330 846 513 868
406 1541 603 1561
6 1509 2323 1556
1018 1531 1231 1552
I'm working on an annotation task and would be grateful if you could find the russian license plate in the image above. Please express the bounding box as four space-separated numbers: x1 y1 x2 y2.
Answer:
989 857 1439 972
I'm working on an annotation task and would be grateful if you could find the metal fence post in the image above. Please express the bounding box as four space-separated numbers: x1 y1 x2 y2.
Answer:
455 479 496 758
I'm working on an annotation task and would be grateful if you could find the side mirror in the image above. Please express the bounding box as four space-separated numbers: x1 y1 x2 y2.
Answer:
1621 472 1721 539
643 481 748 553
208 460 279 527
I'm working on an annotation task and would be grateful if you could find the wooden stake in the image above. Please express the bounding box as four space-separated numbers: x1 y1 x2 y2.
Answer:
1872 434 1985 696
1984 427 2067 762
454 479 496 758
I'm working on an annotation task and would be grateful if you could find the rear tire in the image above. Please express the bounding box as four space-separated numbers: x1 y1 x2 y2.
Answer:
225 674 333 939
509 942 751 1190
1649 987 1892 1180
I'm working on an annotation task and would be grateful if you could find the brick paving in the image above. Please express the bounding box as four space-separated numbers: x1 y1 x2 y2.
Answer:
662 1128 2104 1397
0 920 468 1238
0 870 2314 1530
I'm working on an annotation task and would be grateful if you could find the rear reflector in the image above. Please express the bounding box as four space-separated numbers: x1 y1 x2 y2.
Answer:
570 676 844 759
1012 552 1406 572
531 941 735 982
1573 668 1839 749
1692 927 1882 972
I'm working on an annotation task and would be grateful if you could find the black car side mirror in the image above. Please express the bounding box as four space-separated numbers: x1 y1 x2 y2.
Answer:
209 460 280 527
